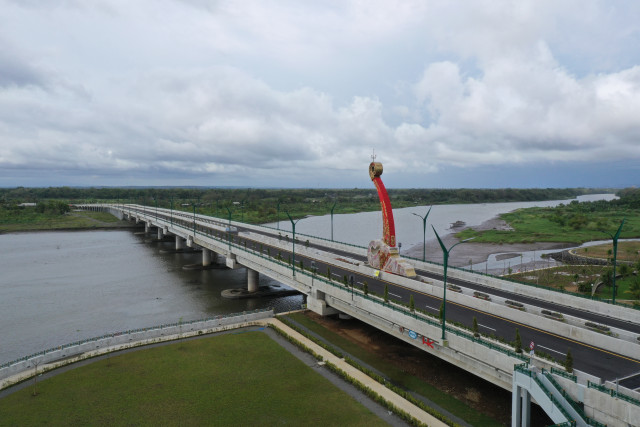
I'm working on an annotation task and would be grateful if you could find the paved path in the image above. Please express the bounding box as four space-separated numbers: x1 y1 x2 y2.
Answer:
1 317 449 426
262 318 450 427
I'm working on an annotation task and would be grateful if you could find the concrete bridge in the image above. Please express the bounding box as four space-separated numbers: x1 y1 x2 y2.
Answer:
81 203 640 426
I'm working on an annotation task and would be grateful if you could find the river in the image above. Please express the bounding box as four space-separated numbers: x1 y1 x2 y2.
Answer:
0 193 616 365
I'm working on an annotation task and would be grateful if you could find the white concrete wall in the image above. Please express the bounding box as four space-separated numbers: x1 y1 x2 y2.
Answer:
1 310 273 389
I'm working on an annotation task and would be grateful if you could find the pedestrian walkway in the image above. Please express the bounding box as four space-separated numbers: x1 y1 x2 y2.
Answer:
260 318 449 427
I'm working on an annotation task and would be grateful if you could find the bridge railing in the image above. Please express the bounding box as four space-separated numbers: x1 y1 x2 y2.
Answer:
587 380 640 408
123 208 538 366
122 204 640 313
0 308 272 370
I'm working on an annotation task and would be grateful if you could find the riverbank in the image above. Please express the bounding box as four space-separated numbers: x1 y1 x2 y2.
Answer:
0 210 138 234
405 216 572 270
1 315 448 427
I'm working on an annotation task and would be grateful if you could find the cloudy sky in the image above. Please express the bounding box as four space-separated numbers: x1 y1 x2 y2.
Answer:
1 0 639 189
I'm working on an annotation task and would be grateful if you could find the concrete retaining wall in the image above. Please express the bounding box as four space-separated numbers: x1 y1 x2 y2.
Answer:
1 309 273 389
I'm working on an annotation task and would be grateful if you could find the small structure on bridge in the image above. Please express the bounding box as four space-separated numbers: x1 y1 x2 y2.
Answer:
367 158 416 278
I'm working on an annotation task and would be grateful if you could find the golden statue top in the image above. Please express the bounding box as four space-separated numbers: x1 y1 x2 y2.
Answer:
369 161 383 180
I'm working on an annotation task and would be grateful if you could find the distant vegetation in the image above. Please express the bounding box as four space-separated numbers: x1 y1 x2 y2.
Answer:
0 186 606 228
457 188 640 244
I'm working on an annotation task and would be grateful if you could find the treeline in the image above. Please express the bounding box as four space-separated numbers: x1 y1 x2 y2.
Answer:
0 186 621 225
0 186 604 206
537 188 639 231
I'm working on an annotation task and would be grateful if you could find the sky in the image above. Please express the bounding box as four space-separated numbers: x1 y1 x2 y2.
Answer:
1 0 639 189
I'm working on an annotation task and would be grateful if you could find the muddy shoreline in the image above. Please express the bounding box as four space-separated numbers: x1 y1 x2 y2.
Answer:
404 216 572 271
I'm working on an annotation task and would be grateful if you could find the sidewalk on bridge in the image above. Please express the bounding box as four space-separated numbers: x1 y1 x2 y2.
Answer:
260 317 450 427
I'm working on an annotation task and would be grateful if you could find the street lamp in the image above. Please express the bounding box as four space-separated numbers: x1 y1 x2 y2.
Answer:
330 202 337 241
412 206 432 262
432 226 474 342
225 206 233 249
170 196 174 226
276 200 282 230
192 202 198 237
600 218 626 304
285 211 304 277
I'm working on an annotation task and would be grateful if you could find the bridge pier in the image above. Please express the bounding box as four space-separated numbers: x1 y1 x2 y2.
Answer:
202 249 218 267
144 222 151 234
176 236 185 251
157 227 164 240
247 269 259 293
511 383 531 427
307 289 339 316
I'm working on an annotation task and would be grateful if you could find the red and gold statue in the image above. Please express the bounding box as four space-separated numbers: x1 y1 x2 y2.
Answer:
367 157 416 278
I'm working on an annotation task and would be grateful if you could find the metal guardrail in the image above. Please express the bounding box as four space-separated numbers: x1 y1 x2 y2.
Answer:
1 308 271 369
588 380 640 408
119 205 536 365
531 373 576 425
113 203 640 312
551 367 578 382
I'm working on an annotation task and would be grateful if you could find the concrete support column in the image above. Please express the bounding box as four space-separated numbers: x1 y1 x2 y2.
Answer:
511 384 531 427
175 236 185 251
145 222 151 233
512 384 522 427
157 227 164 240
202 249 212 267
247 269 259 293
521 389 530 427
307 289 339 316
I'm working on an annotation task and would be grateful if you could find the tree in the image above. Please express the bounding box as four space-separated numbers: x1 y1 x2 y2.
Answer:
473 317 479 337
439 302 444 321
384 284 389 303
363 281 369 295
31 358 42 396
628 276 640 302
409 295 415 312
565 349 573 373
514 328 523 353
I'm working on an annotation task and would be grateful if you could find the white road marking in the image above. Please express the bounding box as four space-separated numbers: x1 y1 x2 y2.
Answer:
479 324 496 331
425 305 438 311
537 345 565 355
389 292 403 299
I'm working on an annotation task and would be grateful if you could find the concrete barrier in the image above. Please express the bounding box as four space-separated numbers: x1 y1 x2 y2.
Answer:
1 309 273 389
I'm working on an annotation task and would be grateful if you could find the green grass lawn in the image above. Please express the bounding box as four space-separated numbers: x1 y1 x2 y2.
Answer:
0 331 386 426
457 207 640 244
284 312 503 427
0 210 129 232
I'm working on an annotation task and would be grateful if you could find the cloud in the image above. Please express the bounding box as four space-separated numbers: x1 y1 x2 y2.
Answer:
0 0 639 187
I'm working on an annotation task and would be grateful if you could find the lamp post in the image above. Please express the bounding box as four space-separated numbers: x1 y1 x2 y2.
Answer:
330 202 337 241
285 211 303 277
412 206 432 262
170 196 173 226
432 226 474 342
276 200 282 230
154 195 158 221
600 218 626 304
225 206 233 249
192 203 198 237
241 199 246 222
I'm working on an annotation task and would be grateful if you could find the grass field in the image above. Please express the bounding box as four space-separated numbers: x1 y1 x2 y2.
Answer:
0 331 386 426
457 207 640 244
0 210 130 233
284 312 503 427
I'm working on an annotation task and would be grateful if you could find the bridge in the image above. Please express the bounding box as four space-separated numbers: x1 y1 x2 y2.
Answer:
80 202 640 426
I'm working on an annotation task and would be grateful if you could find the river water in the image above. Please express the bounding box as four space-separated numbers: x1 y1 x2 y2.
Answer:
0 194 616 365
272 193 617 250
